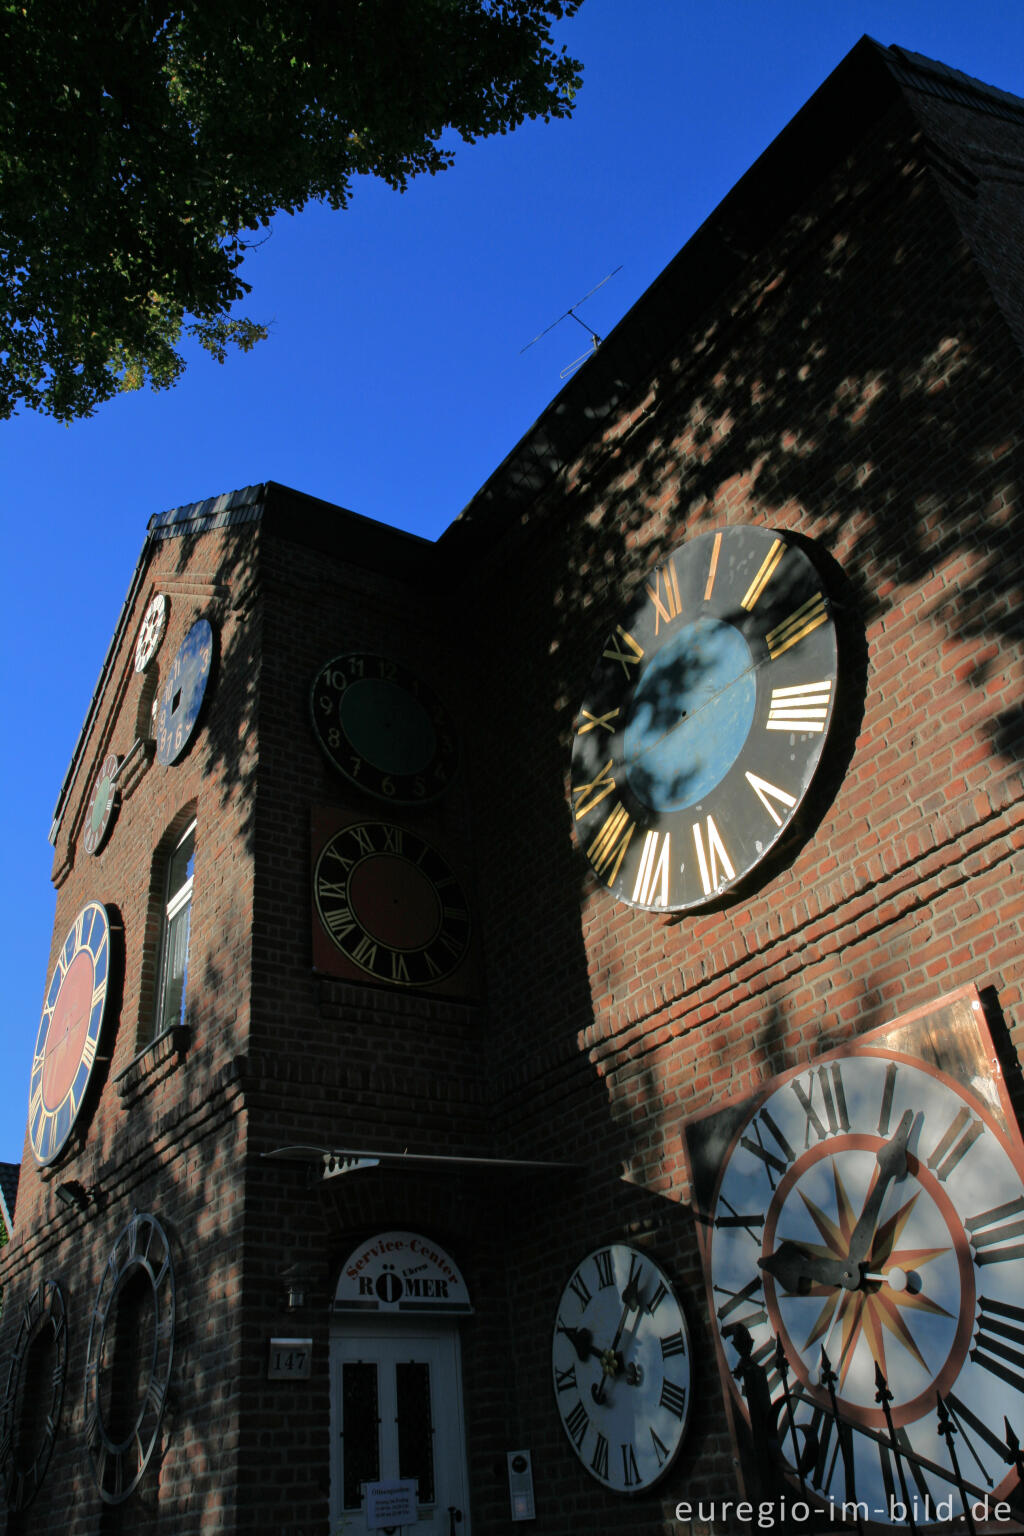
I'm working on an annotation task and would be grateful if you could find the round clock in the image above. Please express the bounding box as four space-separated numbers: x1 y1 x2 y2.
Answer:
310 653 458 803
552 1243 692 1492
29 901 112 1166
0 1280 68 1512
702 1038 1024 1518
83 752 120 856
314 820 471 987
134 594 168 673
155 617 214 766
570 525 838 910
84 1212 175 1504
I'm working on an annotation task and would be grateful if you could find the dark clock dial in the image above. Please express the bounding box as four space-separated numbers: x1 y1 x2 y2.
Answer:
155 617 214 766
83 752 120 856
0 1280 68 1512
310 653 458 803
29 902 112 1165
552 1244 692 1492
571 525 838 910
313 820 471 987
686 988 1024 1523
84 1213 175 1504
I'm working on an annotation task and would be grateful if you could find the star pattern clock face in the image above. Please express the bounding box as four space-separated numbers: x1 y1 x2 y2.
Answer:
29 902 112 1165
134 594 168 673
310 653 458 803
84 1213 175 1504
0 1280 68 1512
313 820 471 988
83 752 120 856
570 526 838 910
155 617 214 766
686 988 1024 1522
551 1244 692 1492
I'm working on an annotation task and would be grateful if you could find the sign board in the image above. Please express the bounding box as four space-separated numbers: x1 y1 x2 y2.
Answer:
267 1338 313 1380
365 1479 418 1528
333 1231 472 1314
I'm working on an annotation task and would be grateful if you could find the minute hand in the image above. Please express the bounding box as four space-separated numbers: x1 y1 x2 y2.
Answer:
845 1109 913 1273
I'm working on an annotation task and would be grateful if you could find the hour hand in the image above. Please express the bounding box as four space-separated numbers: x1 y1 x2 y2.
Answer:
759 1241 854 1294
557 1323 597 1362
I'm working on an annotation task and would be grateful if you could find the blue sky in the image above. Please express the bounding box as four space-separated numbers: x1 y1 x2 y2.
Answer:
3 0 1024 1168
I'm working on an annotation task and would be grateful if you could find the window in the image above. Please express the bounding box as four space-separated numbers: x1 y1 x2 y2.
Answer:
154 819 195 1038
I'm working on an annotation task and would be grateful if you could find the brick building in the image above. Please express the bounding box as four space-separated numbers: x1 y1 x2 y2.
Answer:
2 37 1022 1536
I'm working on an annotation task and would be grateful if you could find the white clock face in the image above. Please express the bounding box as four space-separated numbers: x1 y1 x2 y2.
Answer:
551 1243 691 1492
707 1048 1024 1521
134 593 167 673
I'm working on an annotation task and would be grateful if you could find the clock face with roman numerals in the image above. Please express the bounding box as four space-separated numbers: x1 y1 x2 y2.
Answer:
570 525 838 910
685 987 1024 1524
29 902 112 1165
551 1243 692 1492
313 820 471 989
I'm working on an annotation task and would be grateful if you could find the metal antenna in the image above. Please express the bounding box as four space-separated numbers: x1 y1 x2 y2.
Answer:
520 267 623 377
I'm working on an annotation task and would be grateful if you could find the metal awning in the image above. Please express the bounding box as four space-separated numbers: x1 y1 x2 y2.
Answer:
262 1145 580 1183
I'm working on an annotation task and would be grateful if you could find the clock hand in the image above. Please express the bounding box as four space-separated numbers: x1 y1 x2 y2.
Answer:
846 1110 913 1270
591 1272 644 1404
759 1240 855 1293
557 1323 598 1363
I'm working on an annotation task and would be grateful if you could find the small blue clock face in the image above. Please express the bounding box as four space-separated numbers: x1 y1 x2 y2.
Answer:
155 618 214 766
571 526 839 911
30 902 112 1165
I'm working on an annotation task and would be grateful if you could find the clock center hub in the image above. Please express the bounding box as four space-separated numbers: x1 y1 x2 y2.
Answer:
623 617 755 811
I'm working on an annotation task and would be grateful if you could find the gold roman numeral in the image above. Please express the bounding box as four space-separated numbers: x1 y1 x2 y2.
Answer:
744 771 797 828
602 626 644 676
572 759 617 821
646 561 682 633
766 680 832 730
693 816 735 896
632 830 671 906
589 803 635 884
740 539 785 610
765 593 827 658
578 707 619 735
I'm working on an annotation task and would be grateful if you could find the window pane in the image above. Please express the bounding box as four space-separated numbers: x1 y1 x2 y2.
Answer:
342 1362 380 1509
168 825 195 897
396 1361 434 1504
158 902 191 1033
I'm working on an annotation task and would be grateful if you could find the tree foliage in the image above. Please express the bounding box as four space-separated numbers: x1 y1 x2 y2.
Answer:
0 1 582 420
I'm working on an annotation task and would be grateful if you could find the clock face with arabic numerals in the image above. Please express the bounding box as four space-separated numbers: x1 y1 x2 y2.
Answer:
551 1243 692 1492
570 526 838 911
686 987 1024 1524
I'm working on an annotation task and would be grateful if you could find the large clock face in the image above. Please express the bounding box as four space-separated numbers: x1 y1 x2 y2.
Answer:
686 989 1024 1523
84 1213 175 1504
155 617 214 766
0 1280 68 1512
310 653 458 803
551 1243 692 1492
570 526 838 910
29 902 112 1165
313 819 471 988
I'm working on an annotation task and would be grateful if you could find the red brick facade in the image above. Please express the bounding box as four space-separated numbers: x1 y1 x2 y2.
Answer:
2 39 1022 1536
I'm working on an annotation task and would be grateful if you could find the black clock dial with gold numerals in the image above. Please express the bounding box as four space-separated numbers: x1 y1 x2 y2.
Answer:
313 820 471 987
0 1280 68 1512
686 987 1024 1525
571 525 838 911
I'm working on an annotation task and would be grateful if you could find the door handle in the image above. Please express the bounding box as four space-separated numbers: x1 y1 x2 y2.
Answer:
448 1507 463 1536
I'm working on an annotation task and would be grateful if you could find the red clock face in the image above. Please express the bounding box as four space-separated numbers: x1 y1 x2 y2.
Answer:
30 903 112 1165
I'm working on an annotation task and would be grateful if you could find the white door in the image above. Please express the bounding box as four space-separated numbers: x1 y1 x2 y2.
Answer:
329 1320 470 1536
